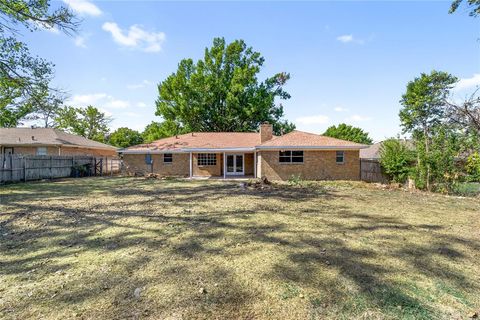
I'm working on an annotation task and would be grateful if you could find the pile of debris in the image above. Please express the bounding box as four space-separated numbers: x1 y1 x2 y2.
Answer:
244 176 273 190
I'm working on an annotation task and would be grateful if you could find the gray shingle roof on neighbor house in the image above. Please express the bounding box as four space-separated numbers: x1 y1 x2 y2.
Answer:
0 128 117 151
360 140 414 159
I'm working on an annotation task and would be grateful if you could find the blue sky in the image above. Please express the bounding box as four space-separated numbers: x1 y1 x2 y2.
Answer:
24 0 480 141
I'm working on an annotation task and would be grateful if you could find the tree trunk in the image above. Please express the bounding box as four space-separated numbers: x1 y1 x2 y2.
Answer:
424 126 431 191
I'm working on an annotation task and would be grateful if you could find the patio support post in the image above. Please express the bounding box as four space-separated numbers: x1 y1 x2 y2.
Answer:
254 151 257 178
223 152 226 179
189 152 192 178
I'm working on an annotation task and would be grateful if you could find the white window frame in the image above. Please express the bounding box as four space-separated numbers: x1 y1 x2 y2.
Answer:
197 153 217 166
163 153 173 164
336 151 345 164
279 150 304 164
36 147 47 156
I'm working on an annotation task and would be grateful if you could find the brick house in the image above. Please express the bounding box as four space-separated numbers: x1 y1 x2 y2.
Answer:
0 128 118 157
121 124 367 181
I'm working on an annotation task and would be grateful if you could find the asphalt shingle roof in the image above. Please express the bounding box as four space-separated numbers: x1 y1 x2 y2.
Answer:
0 128 117 150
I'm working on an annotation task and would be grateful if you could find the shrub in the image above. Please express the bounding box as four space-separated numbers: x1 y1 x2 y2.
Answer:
465 152 480 182
379 139 415 183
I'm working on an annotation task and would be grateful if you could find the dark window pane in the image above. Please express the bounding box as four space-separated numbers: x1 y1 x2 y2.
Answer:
164 153 173 163
292 151 303 157
292 156 303 163
279 156 291 163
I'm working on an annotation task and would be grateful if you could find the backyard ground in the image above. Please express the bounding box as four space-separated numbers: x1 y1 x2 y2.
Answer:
0 177 479 320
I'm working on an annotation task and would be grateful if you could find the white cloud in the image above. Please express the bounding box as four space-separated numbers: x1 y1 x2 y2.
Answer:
455 73 480 92
336 34 366 45
295 115 330 125
334 106 348 112
345 115 372 122
136 102 147 108
102 22 166 52
122 112 142 118
337 34 353 43
32 21 60 34
68 93 130 110
105 99 130 109
74 35 89 48
69 93 107 105
127 80 152 90
63 0 102 16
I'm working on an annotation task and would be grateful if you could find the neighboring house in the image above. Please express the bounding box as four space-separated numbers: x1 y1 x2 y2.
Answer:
121 123 367 181
359 139 414 183
360 140 414 160
0 128 118 157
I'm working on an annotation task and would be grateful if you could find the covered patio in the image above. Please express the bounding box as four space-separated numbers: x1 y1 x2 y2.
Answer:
187 149 256 179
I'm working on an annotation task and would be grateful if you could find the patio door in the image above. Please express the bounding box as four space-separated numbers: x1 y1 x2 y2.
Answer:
226 154 244 175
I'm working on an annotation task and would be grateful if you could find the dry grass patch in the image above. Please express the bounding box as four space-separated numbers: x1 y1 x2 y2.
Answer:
0 177 479 319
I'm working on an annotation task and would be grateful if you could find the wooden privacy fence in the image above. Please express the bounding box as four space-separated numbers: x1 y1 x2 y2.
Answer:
0 155 122 184
360 159 389 183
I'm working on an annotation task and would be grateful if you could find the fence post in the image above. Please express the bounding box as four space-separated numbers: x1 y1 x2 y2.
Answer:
50 156 53 180
23 157 26 182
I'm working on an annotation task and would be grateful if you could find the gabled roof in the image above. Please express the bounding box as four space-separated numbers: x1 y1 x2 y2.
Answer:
257 130 367 149
0 128 117 151
124 132 261 152
123 130 367 153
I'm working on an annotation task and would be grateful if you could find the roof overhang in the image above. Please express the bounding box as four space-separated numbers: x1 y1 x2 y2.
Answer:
120 147 256 154
255 145 368 150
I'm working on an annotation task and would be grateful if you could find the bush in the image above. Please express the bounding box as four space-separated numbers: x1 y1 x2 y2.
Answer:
465 152 480 182
379 139 415 183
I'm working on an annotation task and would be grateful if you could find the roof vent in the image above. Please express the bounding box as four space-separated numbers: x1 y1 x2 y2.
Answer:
31 136 35 141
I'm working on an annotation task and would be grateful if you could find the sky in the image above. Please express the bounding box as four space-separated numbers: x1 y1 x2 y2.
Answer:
23 0 480 141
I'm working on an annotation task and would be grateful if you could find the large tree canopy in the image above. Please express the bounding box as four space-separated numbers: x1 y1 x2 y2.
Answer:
142 120 180 143
56 106 111 143
323 123 373 144
0 0 77 127
155 38 295 135
399 70 458 190
108 127 144 148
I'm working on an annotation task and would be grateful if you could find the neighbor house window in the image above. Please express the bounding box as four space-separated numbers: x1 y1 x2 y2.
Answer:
279 150 304 163
163 153 173 164
197 153 216 166
36 147 47 155
336 151 345 164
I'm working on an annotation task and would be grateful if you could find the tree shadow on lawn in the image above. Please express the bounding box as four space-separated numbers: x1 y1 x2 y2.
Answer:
1 179 479 319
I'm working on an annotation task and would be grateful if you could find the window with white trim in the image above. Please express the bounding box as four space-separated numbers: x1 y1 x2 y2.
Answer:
163 153 173 163
197 153 216 166
279 150 304 163
336 151 345 164
36 147 47 155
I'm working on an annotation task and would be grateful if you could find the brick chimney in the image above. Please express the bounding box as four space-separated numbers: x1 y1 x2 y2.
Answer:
260 123 273 143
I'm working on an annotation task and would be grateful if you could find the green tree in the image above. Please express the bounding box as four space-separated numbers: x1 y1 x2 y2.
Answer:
465 152 480 181
0 0 77 127
155 38 295 135
323 123 373 144
449 0 480 17
379 138 415 183
56 106 111 142
399 70 458 190
417 126 462 192
142 120 180 143
108 127 144 148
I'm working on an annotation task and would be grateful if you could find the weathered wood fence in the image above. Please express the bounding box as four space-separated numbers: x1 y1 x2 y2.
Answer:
0 155 122 184
360 159 389 183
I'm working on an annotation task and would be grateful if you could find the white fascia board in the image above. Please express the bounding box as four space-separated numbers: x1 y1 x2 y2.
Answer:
119 150 185 154
255 145 368 150
183 147 255 152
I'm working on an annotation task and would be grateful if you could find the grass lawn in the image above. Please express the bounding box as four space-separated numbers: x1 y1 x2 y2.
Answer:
0 177 479 319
